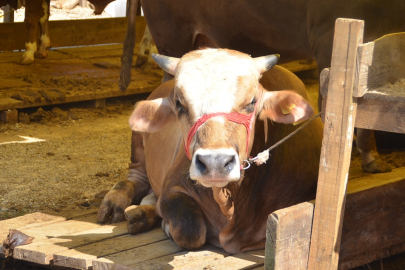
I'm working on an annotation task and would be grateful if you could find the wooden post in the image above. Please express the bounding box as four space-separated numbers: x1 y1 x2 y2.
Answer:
307 18 364 270
265 202 314 270
2 4 14 23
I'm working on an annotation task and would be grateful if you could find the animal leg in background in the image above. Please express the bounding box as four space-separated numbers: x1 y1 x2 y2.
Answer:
35 0 51 59
356 128 392 173
97 131 151 223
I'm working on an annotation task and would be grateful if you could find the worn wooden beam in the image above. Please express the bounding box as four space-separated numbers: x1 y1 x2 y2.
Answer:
265 202 314 270
354 32 405 97
2 4 14 23
267 167 405 270
0 16 146 51
307 18 364 270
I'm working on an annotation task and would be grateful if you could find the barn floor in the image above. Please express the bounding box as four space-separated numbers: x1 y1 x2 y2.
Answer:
1 45 405 269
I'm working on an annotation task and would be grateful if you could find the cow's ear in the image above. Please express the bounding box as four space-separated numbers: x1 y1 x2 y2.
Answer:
129 98 176 132
259 90 314 124
152 54 180 75
253 54 280 74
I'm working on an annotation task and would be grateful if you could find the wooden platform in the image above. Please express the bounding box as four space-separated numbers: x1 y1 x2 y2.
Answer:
0 210 265 270
0 43 163 113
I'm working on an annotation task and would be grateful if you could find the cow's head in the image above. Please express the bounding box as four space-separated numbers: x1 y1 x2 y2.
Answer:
129 49 314 187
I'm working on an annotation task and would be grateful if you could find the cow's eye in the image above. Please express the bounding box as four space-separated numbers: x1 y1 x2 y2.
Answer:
176 100 185 113
245 98 257 112
250 98 257 106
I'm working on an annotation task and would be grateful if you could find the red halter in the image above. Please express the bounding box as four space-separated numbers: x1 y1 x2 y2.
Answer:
184 105 258 160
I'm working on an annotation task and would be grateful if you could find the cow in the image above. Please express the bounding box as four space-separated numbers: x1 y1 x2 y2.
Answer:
98 48 323 253
117 0 404 174
0 0 51 65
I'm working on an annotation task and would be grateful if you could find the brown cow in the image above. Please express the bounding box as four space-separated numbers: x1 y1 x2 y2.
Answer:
98 48 323 252
118 0 404 174
0 0 51 64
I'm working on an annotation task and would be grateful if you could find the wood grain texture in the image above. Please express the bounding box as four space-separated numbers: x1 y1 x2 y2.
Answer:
0 17 146 51
354 32 405 97
355 98 405 133
265 202 314 270
53 227 168 269
339 178 405 269
308 18 364 270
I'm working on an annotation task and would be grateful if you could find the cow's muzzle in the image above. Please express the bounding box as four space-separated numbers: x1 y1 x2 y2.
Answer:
190 148 240 187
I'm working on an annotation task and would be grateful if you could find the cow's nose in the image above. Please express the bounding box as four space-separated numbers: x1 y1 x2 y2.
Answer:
195 153 237 176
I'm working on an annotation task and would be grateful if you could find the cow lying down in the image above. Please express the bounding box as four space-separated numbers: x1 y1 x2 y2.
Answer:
98 48 323 253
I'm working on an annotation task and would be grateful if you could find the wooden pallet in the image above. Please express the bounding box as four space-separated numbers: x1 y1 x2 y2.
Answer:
0 210 265 270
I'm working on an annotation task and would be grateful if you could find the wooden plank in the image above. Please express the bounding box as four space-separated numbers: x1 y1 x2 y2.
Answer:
14 221 129 265
200 249 265 270
13 214 101 264
0 209 98 256
355 98 405 134
0 17 146 51
92 239 184 270
0 82 158 111
53 228 168 269
265 202 314 270
308 18 364 270
339 177 405 269
118 245 229 270
354 32 405 97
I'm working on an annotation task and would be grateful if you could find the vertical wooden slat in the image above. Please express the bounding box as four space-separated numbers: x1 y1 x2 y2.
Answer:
265 202 314 270
307 18 364 270
2 4 14 23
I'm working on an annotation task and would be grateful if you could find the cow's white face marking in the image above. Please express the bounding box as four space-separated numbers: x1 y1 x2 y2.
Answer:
175 49 260 121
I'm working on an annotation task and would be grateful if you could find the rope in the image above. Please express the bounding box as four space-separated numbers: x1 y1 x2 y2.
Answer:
0 9 14 19
243 111 322 169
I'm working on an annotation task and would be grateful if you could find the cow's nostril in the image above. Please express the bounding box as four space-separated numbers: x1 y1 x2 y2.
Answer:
195 154 208 174
224 156 236 171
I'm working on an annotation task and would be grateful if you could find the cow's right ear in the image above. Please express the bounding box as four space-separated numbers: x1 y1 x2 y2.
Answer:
152 54 180 76
129 98 176 132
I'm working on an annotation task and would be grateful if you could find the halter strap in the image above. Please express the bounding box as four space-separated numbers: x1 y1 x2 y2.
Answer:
184 107 257 160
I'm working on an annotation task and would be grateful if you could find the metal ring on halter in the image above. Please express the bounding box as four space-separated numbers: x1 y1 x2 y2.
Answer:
241 160 251 170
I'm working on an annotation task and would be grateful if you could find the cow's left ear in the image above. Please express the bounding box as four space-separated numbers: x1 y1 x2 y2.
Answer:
152 54 180 75
253 54 280 74
259 90 314 124
129 97 176 132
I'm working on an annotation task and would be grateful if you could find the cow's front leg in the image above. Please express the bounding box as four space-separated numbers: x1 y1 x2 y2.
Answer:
159 190 206 250
98 131 150 223
125 192 160 234
357 128 392 173
35 0 51 59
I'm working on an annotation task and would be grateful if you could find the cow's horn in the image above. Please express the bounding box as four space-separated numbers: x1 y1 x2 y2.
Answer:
254 54 280 73
152 54 180 75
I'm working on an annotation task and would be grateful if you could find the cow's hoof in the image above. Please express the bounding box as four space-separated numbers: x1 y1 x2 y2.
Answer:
35 50 48 59
125 205 159 234
362 159 392 173
19 56 34 65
